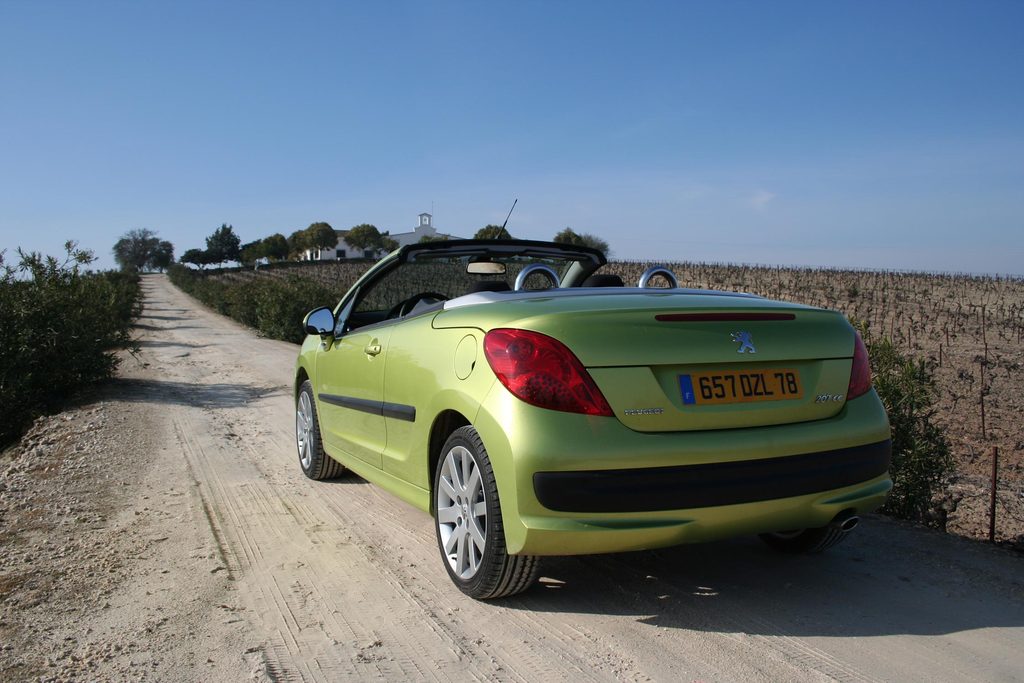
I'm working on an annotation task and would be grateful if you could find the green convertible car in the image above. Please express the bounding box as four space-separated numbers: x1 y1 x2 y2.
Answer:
295 239 891 599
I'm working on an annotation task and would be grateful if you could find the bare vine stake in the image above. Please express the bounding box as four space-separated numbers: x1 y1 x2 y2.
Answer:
989 446 999 543
980 383 987 441
982 305 988 363
938 343 943 368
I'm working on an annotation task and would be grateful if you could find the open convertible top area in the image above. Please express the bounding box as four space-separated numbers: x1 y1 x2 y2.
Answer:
442 285 760 309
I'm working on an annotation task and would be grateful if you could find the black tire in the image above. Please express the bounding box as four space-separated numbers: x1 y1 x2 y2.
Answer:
758 525 851 554
433 426 541 599
296 380 346 480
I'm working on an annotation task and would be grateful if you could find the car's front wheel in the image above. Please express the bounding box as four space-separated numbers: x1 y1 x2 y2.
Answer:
296 380 346 480
433 426 540 599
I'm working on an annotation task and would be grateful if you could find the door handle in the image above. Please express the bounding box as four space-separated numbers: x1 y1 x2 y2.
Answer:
364 343 382 356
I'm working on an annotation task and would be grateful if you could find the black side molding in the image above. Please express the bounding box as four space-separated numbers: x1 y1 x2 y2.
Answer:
319 393 416 422
533 439 892 513
381 402 417 422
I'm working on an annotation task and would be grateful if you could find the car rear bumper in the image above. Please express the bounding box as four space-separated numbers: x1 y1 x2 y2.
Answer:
533 439 891 513
514 475 891 555
473 385 893 556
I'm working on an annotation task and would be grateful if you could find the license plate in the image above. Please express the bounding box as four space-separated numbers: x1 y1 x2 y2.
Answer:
679 369 803 405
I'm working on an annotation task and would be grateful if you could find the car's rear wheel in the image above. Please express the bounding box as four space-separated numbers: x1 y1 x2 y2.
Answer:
433 426 540 599
296 380 346 480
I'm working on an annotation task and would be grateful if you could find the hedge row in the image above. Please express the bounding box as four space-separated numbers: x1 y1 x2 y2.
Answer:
167 264 341 343
0 246 142 448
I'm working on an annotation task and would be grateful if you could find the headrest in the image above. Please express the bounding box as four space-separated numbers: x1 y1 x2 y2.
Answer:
582 274 625 287
469 280 512 293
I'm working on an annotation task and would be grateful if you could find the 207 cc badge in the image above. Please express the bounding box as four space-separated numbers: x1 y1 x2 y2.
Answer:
732 331 756 353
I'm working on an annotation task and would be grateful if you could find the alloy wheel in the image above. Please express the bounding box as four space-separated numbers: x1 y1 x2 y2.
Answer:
296 391 313 470
436 445 487 579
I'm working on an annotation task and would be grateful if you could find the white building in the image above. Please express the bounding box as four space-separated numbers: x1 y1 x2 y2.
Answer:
305 213 465 261
388 213 465 247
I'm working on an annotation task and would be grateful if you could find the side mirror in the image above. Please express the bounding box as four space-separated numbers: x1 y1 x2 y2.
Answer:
303 307 335 337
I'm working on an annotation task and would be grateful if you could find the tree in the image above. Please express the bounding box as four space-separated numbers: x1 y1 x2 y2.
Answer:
380 236 399 252
263 233 289 260
580 234 610 254
180 248 208 269
287 229 309 258
553 227 610 255
305 222 338 252
148 240 175 271
112 228 161 272
553 227 583 245
344 224 383 253
239 239 265 265
474 224 513 240
246 232 291 263
205 224 241 264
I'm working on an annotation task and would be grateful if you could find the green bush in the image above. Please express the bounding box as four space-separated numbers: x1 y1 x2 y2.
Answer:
254 277 334 342
168 265 335 343
862 329 953 524
225 279 260 328
0 244 141 447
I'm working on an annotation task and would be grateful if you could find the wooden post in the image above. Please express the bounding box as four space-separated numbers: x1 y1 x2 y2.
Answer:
938 343 943 368
989 446 999 543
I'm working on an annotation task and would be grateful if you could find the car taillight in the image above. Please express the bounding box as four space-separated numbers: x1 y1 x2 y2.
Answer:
483 328 613 417
847 332 872 400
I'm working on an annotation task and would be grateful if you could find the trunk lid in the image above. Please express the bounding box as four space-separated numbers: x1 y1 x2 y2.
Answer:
435 289 857 432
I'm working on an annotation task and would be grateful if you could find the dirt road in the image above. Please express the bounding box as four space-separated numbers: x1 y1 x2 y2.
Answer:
3 273 1023 682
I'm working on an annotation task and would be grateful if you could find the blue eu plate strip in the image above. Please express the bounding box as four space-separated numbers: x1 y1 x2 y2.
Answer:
679 375 696 405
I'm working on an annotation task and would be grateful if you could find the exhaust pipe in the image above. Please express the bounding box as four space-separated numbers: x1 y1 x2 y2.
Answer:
830 510 860 533
761 509 862 553
801 510 861 552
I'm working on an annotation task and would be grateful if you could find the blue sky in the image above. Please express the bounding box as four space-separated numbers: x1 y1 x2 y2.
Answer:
2 1 1022 274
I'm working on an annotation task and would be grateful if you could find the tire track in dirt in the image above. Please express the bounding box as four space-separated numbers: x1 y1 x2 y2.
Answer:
161 376 505 679
172 407 441 681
